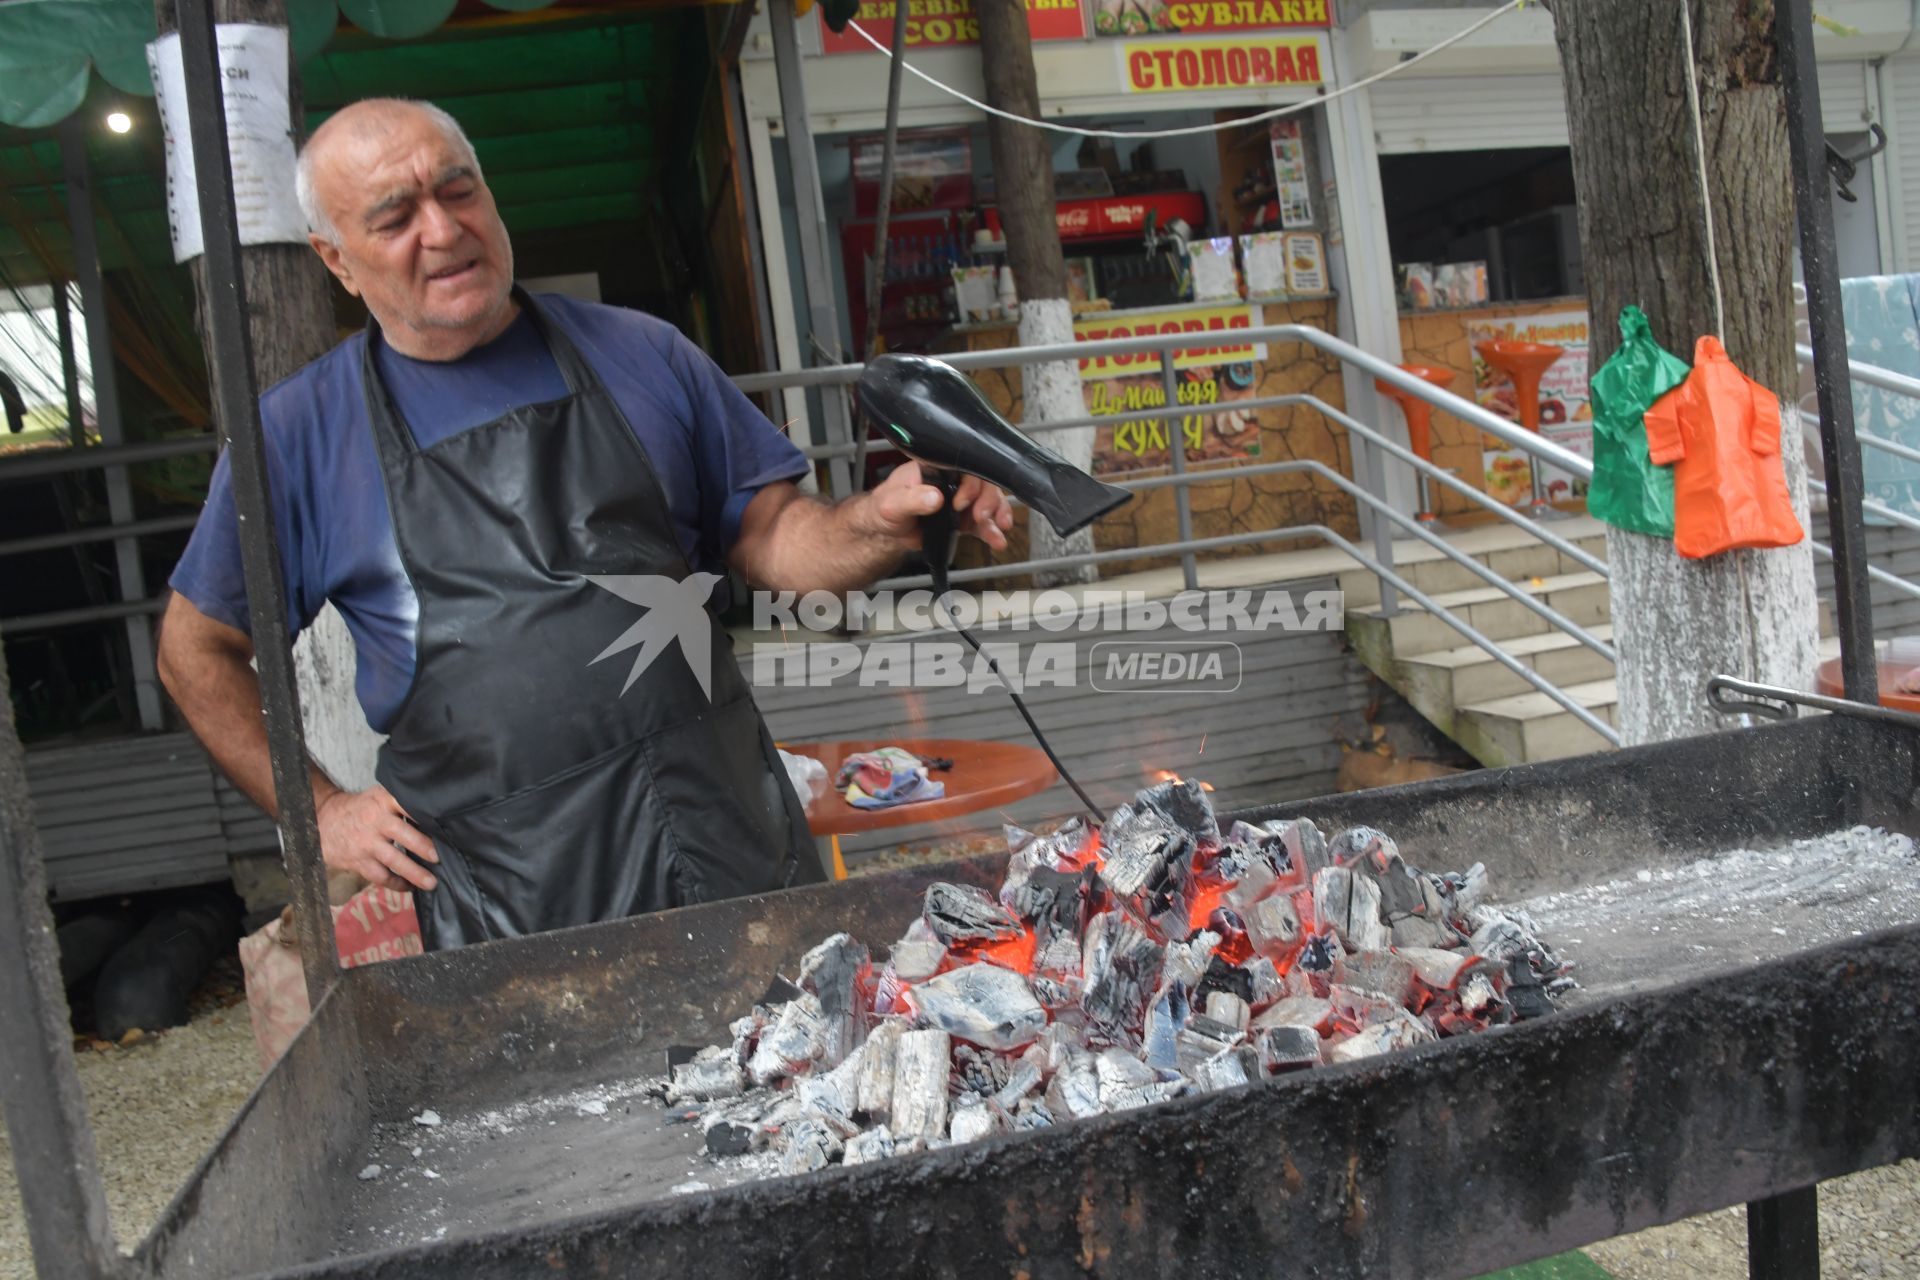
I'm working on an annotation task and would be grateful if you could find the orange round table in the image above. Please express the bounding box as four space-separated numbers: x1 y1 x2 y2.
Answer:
781 738 1060 878
1813 656 1920 714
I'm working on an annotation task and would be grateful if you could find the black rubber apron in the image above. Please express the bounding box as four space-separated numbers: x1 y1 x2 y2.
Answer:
362 292 821 950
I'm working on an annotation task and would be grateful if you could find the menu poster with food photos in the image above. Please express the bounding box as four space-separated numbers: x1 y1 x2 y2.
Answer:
1269 119 1313 229
1467 309 1592 506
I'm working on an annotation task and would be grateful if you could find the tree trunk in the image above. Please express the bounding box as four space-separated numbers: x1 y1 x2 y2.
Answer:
158 0 379 792
977 0 1096 586
1555 0 1818 744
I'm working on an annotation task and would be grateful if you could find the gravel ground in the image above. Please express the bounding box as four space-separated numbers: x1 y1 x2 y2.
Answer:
0 961 258 1280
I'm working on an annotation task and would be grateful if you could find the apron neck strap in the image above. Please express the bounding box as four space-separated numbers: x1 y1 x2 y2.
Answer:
360 286 602 463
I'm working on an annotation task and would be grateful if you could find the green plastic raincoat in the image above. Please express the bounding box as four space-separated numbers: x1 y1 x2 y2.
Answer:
1587 306 1688 537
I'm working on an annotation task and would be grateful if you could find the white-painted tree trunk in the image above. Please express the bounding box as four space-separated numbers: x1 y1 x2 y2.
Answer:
292 604 380 791
1610 398 1820 744
1017 298 1096 587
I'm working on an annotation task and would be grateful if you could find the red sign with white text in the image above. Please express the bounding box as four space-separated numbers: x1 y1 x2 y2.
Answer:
1121 36 1324 91
983 191 1208 242
820 0 1086 54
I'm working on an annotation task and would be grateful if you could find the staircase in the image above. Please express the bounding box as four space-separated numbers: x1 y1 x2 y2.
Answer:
1340 516 1618 768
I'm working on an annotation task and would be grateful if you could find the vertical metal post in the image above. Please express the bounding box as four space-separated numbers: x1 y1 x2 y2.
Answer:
53 281 84 448
1160 353 1199 590
0 648 125 1280
58 118 163 731
176 0 340 1004
1779 0 1875 706
767 0 856 499
1751 10 1840 1275
1749 1186 1822 1280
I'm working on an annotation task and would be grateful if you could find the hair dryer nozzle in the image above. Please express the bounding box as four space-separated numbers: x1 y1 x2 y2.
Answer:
857 353 1134 539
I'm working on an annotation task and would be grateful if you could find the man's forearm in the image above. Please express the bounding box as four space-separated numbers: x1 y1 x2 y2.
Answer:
740 490 914 595
157 603 338 821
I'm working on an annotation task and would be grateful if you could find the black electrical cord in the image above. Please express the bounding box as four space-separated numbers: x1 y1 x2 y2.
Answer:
923 473 1107 824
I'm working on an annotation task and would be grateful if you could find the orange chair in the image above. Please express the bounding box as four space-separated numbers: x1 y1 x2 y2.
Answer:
1374 365 1458 523
1643 336 1803 559
1475 340 1566 515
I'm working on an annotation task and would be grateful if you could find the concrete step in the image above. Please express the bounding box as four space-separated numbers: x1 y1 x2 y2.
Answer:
1336 540 1605 607
1348 571 1612 655
1399 624 1618 709
1455 677 1619 768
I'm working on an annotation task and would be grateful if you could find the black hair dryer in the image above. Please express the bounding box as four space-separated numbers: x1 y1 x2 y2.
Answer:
856 353 1133 583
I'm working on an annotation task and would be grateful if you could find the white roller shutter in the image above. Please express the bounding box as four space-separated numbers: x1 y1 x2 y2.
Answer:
1891 55 1920 270
1370 62 1873 157
1370 75 1567 154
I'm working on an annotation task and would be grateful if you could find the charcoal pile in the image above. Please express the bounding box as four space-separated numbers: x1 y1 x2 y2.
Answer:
654 778 1569 1178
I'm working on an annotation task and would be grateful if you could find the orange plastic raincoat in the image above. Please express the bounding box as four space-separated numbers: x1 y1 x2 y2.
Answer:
1643 336 1804 559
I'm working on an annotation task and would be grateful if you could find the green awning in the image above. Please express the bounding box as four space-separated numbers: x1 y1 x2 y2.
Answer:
0 0 593 128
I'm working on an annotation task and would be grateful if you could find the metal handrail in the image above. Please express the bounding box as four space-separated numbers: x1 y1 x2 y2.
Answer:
1796 344 1920 402
737 322 1595 480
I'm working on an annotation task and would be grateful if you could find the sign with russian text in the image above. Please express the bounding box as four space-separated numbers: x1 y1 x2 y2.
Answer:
1073 303 1264 378
1092 0 1329 36
1120 36 1324 92
820 0 1085 54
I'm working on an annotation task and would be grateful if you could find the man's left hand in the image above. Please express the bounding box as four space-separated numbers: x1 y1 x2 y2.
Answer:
863 461 1014 552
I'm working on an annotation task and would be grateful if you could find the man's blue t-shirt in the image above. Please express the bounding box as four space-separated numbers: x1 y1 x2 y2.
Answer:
169 295 809 732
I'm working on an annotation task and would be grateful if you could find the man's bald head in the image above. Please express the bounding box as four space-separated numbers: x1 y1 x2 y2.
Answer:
296 99 480 246
297 97 516 361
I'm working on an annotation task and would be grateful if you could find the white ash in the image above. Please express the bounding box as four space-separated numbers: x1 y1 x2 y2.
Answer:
645 776 1572 1189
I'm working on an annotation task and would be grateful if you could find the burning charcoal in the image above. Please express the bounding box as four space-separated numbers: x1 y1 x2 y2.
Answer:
1030 975 1078 1009
1141 986 1192 1072
1324 1009 1435 1064
1312 866 1389 953
1264 817 1329 883
1256 1024 1322 1072
842 1126 897 1167
888 919 947 984
1390 916 1456 949
747 993 828 1086
889 1029 952 1141
668 1057 746 1105
1138 777 1219 843
1014 1100 1055 1131
1294 930 1339 976
705 1120 756 1157
1243 956 1284 1009
1328 984 1407 1031
1398 947 1472 990
1043 1044 1103 1121
1241 893 1303 956
1342 952 1415 1005
923 883 1024 948
1175 1015 1244 1075
954 1044 1013 1096
1327 825 1398 870
1358 854 1427 921
906 964 1047 1050
993 1061 1042 1110
1503 961 1553 1021
797 1045 866 1133
1203 991 1250 1033
1197 955 1254 1009
728 1009 768 1069
798 932 871 1070
1188 1045 1258 1093
1096 1048 1181 1111
856 1019 905 1122
1443 862 1489 913
777 1116 844 1176
1097 806 1196 912
1162 930 1220 993
1000 818 1094 909
1080 913 1166 1050
1013 866 1097 972
1252 993 1329 1034
1223 856 1278 911
949 1093 1006 1143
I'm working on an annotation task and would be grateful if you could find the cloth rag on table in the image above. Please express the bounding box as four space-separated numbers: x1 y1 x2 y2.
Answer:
837 747 947 810
1643 336 1804 560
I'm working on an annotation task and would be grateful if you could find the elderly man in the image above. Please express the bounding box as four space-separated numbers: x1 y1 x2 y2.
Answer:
159 98 1012 950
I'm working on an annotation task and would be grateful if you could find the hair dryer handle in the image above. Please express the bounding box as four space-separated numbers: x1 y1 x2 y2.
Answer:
920 466 963 596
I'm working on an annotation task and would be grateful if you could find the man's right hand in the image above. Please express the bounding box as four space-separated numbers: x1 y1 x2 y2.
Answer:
316 785 440 893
